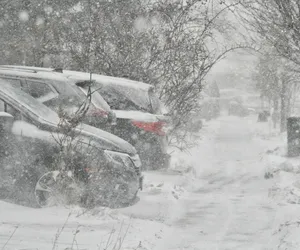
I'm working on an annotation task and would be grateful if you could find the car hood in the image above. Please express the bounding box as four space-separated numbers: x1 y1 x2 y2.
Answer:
112 110 169 123
76 123 136 155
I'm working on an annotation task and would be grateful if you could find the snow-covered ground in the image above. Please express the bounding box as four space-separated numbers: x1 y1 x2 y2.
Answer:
1 114 300 249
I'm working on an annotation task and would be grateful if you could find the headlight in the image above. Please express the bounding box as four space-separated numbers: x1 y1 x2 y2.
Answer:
104 150 141 172
130 154 142 170
104 150 143 190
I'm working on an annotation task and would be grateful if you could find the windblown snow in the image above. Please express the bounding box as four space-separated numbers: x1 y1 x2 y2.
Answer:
1 114 299 249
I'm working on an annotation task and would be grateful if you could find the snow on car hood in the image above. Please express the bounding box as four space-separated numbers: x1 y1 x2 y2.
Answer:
11 121 136 155
0 81 136 155
112 110 168 122
76 123 136 155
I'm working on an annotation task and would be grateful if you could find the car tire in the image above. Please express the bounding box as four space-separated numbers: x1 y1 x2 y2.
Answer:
34 171 78 207
9 163 48 207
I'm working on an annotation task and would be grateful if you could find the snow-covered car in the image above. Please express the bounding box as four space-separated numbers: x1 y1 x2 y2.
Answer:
0 66 171 170
62 70 171 170
0 80 142 208
0 66 116 128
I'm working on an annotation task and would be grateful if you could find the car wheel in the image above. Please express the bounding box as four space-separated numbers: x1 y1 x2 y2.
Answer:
34 171 77 207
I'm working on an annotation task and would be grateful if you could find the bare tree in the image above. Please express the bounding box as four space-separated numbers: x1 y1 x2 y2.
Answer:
240 1 300 131
253 50 300 131
241 0 300 66
58 0 249 147
0 0 251 149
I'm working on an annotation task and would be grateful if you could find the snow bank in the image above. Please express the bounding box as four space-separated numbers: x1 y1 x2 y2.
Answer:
260 127 300 205
252 117 300 249
0 168 191 250
270 217 300 250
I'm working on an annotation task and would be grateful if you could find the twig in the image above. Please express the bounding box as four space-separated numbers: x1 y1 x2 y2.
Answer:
112 220 124 250
1 226 18 250
118 219 131 250
71 225 80 250
104 227 116 250
52 212 72 250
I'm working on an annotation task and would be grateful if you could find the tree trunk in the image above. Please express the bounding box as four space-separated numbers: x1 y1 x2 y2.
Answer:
287 93 291 117
280 80 288 132
273 98 279 129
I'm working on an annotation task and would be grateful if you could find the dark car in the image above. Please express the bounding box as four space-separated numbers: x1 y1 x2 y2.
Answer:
0 66 171 170
63 70 171 170
0 80 142 208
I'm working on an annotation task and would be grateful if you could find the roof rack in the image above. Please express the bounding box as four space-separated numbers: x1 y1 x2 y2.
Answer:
0 66 38 73
0 65 64 74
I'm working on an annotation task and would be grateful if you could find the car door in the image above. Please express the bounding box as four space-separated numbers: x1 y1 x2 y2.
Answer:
0 97 56 171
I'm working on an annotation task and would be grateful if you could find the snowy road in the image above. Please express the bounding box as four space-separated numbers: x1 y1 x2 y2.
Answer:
157 116 277 250
0 116 282 249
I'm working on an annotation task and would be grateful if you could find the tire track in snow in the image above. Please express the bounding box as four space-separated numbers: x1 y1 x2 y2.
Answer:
155 117 277 250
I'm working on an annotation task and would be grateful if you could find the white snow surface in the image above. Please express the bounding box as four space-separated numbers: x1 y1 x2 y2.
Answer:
2 114 300 249
0 66 152 90
112 110 165 122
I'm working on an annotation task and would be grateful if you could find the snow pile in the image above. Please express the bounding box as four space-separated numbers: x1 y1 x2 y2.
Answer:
263 139 300 205
268 201 300 250
118 170 189 224
268 171 300 204
256 122 300 249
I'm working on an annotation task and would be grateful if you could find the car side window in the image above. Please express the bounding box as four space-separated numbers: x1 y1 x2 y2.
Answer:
0 78 23 89
0 99 24 121
23 80 56 99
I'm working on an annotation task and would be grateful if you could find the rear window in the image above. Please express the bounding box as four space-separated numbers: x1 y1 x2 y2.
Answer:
97 84 153 113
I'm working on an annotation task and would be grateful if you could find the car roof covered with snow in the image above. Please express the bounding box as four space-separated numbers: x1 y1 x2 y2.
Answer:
0 66 72 82
64 70 152 91
0 65 111 112
0 65 152 90
61 70 156 112
0 65 163 114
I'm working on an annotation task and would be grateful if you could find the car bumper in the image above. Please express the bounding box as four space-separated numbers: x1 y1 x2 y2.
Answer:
128 153 143 190
139 174 144 190
135 136 170 170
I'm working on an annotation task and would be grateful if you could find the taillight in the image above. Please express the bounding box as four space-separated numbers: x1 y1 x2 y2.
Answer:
131 121 166 136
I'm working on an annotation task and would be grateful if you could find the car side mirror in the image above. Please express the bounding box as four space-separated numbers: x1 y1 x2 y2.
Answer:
0 112 14 133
